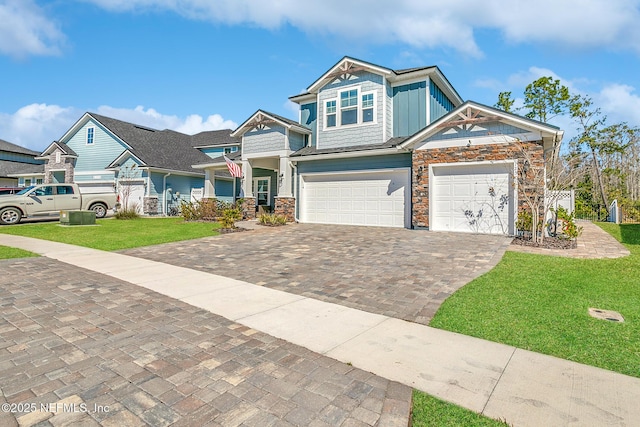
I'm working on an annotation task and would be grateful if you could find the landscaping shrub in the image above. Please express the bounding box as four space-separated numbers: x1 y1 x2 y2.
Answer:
115 204 140 220
258 213 288 226
219 207 242 229
180 199 231 221
553 206 583 239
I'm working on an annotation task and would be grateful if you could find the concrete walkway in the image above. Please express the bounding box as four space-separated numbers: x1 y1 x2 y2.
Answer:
2 234 640 426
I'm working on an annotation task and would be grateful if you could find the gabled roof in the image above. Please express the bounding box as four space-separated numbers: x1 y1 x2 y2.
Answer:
291 56 463 106
399 100 564 149
0 138 40 156
74 113 213 174
231 110 311 138
38 141 78 158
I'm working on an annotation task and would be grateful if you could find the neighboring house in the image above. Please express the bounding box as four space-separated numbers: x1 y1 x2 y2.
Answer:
0 138 44 186
197 56 563 235
39 113 237 215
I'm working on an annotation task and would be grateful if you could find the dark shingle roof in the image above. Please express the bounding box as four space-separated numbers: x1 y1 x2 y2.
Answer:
89 113 213 174
291 137 408 157
0 138 40 156
0 160 44 177
190 129 240 148
56 141 78 157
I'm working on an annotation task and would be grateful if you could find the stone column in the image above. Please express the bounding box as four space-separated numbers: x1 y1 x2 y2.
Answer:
274 197 296 222
241 197 256 220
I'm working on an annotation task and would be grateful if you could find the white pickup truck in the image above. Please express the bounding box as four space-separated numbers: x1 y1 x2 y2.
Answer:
0 183 118 225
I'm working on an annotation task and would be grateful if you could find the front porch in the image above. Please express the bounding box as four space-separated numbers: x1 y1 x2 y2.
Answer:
200 155 296 221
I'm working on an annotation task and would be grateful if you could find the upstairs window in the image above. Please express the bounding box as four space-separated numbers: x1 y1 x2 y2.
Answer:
325 100 336 127
340 89 358 125
87 127 94 145
362 93 374 122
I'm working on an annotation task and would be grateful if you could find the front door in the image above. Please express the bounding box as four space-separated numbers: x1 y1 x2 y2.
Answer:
253 177 271 206
27 186 56 215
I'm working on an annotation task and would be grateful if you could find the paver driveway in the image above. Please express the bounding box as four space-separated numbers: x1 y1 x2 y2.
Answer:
0 257 411 427
124 224 512 324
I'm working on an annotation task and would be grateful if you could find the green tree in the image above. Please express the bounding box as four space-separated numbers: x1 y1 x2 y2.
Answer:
494 91 515 113
523 76 571 123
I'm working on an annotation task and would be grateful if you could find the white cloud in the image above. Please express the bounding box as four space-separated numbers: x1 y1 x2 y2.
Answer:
0 104 79 151
0 0 64 58
82 0 640 57
0 104 237 151
95 105 237 134
596 84 640 125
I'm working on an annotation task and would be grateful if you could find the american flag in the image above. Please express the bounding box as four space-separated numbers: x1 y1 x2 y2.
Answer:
224 155 243 178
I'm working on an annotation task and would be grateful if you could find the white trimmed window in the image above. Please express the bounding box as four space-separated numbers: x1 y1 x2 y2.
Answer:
325 100 337 128
362 92 374 122
340 89 358 125
86 127 95 145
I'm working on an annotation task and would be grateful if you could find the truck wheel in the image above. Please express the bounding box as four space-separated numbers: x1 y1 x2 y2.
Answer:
90 203 108 218
0 207 22 225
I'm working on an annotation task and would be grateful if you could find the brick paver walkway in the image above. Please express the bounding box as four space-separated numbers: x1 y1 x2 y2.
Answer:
507 220 630 258
123 224 512 325
0 257 411 427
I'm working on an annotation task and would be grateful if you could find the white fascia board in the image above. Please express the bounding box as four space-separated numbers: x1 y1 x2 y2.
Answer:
191 161 227 170
307 58 393 93
7 172 45 177
74 170 116 176
242 150 290 160
146 167 204 177
289 93 316 104
291 147 404 162
109 150 146 168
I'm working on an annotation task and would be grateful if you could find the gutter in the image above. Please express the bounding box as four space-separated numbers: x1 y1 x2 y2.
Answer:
290 147 407 163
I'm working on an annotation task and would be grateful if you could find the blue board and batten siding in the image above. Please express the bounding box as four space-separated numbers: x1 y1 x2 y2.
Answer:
243 126 286 154
317 72 385 149
148 173 204 214
300 103 317 147
429 80 455 123
393 81 427 138
65 120 128 171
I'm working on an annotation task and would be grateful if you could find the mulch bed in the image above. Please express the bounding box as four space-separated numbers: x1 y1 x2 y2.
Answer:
511 236 577 250
219 227 248 234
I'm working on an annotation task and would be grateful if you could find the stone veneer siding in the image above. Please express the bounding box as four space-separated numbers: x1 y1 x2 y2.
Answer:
274 197 296 222
241 197 256 220
143 197 158 215
412 141 544 229
44 150 75 183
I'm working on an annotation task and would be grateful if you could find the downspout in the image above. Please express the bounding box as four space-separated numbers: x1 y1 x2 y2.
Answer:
162 172 171 215
290 161 299 222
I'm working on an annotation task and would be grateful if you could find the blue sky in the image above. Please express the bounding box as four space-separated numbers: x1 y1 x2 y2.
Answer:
1 0 640 151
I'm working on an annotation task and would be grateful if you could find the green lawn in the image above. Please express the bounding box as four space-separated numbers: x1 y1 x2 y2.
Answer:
412 391 508 427
0 218 221 251
0 245 39 259
430 223 640 378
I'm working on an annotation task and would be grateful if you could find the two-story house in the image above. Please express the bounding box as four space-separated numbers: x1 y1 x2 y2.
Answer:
0 138 45 187
38 113 240 215
197 56 563 235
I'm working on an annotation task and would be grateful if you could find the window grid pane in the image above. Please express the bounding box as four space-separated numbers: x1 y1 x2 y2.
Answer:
340 90 358 108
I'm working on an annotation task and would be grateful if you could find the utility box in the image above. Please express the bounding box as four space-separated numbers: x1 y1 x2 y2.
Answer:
60 210 96 225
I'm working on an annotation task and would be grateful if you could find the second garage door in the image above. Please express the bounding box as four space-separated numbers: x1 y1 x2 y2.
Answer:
301 170 410 228
431 162 515 235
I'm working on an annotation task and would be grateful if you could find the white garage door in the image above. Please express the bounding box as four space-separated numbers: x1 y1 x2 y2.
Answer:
431 163 514 235
301 170 409 228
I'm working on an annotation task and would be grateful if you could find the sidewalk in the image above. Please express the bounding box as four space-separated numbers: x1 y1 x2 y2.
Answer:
2 233 639 426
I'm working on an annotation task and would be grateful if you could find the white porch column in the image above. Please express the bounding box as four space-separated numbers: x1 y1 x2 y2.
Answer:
204 169 216 198
242 160 253 197
278 156 293 197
